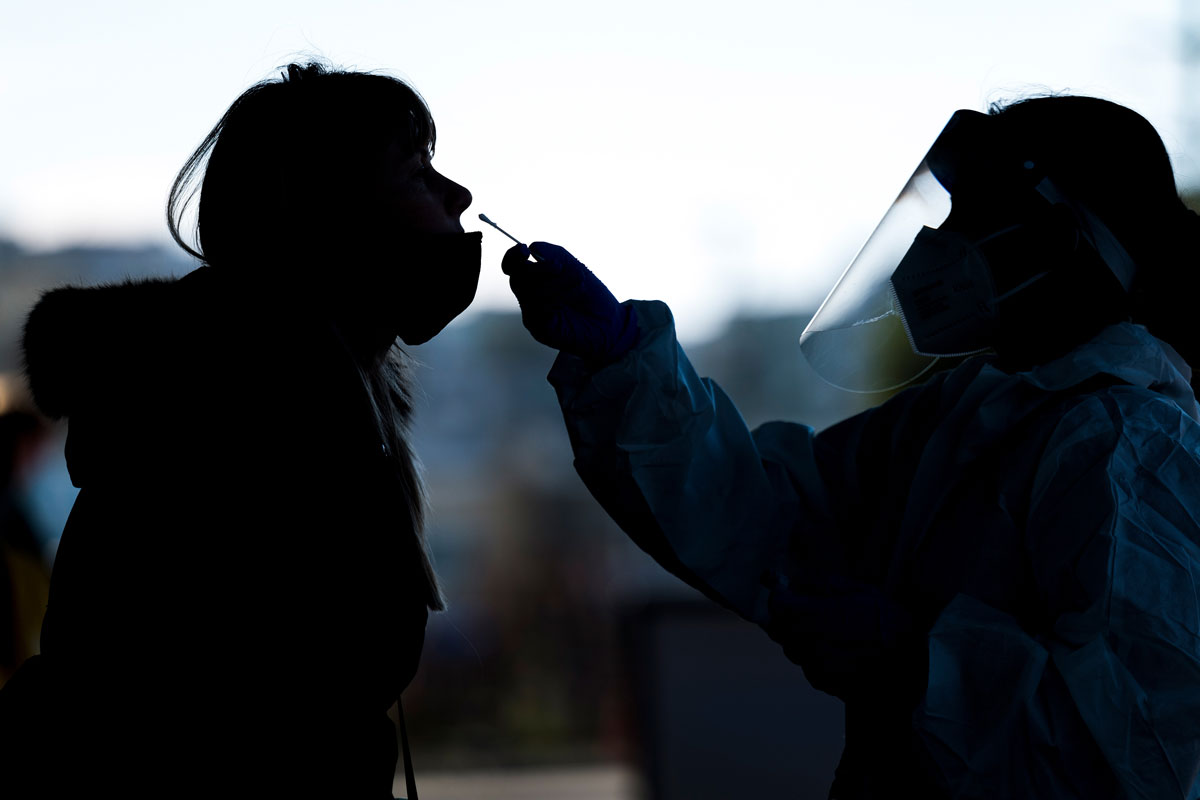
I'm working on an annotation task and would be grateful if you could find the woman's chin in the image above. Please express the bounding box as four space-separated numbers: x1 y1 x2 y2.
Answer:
399 328 437 346
399 307 465 346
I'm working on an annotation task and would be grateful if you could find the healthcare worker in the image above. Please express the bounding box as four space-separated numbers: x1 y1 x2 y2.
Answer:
501 96 1200 799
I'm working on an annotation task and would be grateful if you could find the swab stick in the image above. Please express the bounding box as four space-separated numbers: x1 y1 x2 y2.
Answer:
478 213 524 246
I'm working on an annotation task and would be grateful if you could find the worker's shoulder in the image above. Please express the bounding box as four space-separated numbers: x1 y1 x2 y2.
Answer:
1042 379 1200 469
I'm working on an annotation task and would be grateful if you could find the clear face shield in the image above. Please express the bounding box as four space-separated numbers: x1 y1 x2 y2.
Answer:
799 109 1137 394
798 159 952 393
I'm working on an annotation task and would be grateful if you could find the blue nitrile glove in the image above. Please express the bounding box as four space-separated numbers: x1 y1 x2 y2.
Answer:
501 241 639 364
762 568 922 703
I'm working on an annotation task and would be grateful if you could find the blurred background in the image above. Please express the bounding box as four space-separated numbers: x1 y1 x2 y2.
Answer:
3 1 1199 797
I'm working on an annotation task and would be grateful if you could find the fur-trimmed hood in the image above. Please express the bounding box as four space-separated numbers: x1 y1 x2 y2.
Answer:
21 267 321 418
20 268 318 488
23 275 197 421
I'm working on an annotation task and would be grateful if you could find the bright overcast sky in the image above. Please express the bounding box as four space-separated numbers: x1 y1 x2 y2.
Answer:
0 0 1189 341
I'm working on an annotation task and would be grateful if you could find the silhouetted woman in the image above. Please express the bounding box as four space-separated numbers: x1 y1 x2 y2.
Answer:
0 61 477 799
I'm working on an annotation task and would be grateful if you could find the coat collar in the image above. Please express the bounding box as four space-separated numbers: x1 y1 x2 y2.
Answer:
1022 322 1199 421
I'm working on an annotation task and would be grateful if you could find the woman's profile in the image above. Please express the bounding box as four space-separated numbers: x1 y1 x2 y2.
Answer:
0 61 476 798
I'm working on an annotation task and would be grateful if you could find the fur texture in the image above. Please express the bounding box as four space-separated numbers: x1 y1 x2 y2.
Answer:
22 278 181 420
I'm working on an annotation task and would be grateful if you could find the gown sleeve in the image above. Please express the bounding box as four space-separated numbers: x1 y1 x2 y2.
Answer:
548 299 837 625
913 389 1200 799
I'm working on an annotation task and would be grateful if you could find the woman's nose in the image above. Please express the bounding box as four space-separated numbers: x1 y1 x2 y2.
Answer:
442 174 472 217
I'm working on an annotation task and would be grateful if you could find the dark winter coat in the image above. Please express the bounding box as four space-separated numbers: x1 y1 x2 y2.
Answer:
0 266 432 798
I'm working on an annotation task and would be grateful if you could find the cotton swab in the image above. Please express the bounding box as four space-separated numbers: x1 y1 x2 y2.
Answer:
478 213 524 246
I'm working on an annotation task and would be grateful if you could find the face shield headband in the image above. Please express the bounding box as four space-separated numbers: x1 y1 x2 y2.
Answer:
798 109 1137 394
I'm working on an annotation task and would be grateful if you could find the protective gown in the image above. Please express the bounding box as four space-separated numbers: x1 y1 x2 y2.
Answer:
549 299 1200 799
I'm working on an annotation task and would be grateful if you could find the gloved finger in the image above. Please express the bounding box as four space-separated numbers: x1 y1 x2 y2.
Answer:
509 270 586 309
517 307 563 350
507 248 589 307
528 241 582 270
501 243 533 276
504 243 576 284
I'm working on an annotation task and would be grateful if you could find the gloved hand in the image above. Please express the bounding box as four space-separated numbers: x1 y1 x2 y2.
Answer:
762 568 923 704
501 241 639 364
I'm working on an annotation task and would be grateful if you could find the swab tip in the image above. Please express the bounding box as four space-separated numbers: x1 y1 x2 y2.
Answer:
477 213 525 246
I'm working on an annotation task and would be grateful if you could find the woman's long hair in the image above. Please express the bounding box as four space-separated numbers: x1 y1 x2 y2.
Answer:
167 61 445 610
987 95 1200 380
